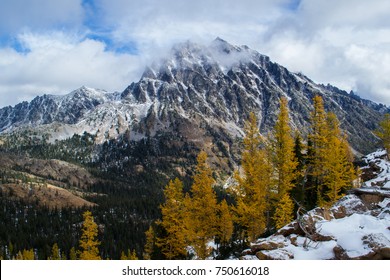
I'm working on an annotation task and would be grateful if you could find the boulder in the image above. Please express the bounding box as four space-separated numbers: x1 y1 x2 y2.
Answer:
256 249 293 260
251 241 285 252
332 205 347 219
278 222 305 237
352 251 382 260
311 232 333 242
333 246 350 260
362 233 390 259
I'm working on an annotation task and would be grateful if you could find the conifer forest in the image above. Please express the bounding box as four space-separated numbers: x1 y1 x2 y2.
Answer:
2 95 385 260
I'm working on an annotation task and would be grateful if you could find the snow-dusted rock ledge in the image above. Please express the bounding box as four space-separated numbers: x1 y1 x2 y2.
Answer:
243 150 390 260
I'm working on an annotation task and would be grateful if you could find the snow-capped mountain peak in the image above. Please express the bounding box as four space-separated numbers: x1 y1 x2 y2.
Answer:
0 39 388 155
0 86 112 132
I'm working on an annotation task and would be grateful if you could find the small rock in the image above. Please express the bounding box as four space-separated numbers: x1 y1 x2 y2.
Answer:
240 255 259 260
311 233 333 242
352 251 381 260
241 249 252 256
290 236 298 246
378 247 390 259
251 241 285 253
362 233 390 259
360 194 384 208
256 249 293 260
278 222 305 237
333 246 350 260
332 206 347 219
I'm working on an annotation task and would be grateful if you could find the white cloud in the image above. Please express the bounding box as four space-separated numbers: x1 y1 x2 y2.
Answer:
90 0 390 105
258 0 390 105
345 44 390 102
0 32 143 107
1 0 390 107
96 0 288 50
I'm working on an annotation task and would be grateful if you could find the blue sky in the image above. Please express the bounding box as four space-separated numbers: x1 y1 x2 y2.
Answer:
1 0 390 107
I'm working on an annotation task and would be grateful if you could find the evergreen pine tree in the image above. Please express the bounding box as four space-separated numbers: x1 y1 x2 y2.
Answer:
78 210 101 260
291 132 306 207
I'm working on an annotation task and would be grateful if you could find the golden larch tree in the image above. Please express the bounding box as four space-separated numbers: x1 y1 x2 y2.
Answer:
157 178 188 260
270 97 298 228
120 249 138 260
49 243 61 260
307 95 330 207
186 151 218 259
143 225 157 260
375 113 390 157
307 97 356 207
321 112 356 207
216 199 234 246
273 193 295 229
16 249 34 260
234 112 271 241
69 247 77 260
78 210 101 260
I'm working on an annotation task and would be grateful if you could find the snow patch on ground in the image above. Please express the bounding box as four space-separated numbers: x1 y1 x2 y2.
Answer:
244 149 390 260
319 213 389 258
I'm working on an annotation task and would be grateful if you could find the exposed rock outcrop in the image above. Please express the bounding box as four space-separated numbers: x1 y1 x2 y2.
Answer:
243 150 390 260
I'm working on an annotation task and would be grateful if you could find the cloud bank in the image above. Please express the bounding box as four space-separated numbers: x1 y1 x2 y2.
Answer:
0 0 390 107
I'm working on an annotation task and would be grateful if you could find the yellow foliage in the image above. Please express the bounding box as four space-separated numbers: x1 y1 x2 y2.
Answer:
16 249 34 260
69 247 77 260
271 97 298 196
49 243 61 260
269 97 298 228
273 193 294 229
78 210 101 260
143 225 157 260
216 200 233 245
375 113 390 156
308 97 356 207
308 95 329 180
157 178 189 259
120 249 138 260
234 112 271 241
186 151 218 259
320 113 356 207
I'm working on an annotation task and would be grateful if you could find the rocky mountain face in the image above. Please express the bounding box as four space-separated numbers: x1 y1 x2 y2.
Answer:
0 38 389 261
0 38 388 162
242 150 390 260
0 87 116 131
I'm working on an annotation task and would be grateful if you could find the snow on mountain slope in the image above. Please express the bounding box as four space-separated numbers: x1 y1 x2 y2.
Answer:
0 38 388 154
0 86 113 132
243 150 390 260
